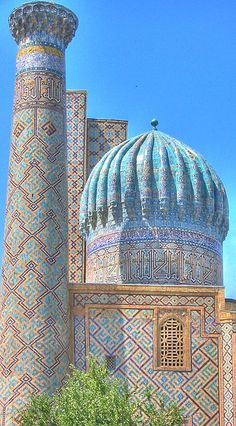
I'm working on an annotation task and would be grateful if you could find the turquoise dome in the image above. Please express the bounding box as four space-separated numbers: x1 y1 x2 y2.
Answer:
80 129 228 243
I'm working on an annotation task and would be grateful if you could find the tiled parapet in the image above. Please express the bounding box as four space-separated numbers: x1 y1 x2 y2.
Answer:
0 2 78 425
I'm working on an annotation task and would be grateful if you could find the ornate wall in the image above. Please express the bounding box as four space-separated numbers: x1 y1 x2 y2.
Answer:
66 89 235 426
71 286 236 426
1 3 235 426
0 3 78 425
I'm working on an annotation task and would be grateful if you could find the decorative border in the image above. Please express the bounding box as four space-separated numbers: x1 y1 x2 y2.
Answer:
16 48 65 76
87 227 222 257
221 322 234 425
17 46 64 59
14 71 64 112
66 91 87 284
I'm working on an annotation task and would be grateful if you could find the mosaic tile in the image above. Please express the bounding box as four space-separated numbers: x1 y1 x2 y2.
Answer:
76 305 220 425
0 3 78 424
66 91 87 284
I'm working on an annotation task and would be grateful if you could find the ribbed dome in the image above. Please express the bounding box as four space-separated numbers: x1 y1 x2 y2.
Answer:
80 129 228 243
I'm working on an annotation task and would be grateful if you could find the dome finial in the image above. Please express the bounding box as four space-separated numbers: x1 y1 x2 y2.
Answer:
151 118 158 130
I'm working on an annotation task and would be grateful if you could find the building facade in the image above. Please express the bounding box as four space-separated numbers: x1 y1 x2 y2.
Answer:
0 2 236 426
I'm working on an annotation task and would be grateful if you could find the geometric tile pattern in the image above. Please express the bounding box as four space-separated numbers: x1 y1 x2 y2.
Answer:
66 91 87 284
221 322 234 426
0 108 69 425
73 293 217 334
87 118 128 176
0 2 78 423
74 315 86 371
87 309 220 425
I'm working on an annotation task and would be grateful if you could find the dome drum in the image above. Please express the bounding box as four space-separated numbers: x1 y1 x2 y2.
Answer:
85 225 223 286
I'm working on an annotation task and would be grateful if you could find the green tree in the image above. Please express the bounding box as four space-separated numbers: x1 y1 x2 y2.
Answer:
52 361 136 426
20 360 184 426
21 360 136 426
20 394 53 426
136 387 184 426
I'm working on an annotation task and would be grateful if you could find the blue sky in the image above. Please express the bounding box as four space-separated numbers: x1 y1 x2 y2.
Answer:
0 0 236 297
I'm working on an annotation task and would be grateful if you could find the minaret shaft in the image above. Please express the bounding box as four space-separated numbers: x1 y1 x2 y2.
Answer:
0 3 78 425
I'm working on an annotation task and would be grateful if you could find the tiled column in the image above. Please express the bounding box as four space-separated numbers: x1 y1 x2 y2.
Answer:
0 3 78 424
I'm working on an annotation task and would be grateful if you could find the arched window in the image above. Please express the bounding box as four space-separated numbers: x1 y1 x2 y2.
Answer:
155 311 190 371
160 317 184 368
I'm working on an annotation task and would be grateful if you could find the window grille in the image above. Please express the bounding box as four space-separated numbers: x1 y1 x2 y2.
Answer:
160 317 184 368
105 355 116 372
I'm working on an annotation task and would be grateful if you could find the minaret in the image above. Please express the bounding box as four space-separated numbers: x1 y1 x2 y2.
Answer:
0 2 78 424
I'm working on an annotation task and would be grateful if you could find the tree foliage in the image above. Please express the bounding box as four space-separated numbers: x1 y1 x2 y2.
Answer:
20 394 52 426
136 387 184 426
20 360 184 426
